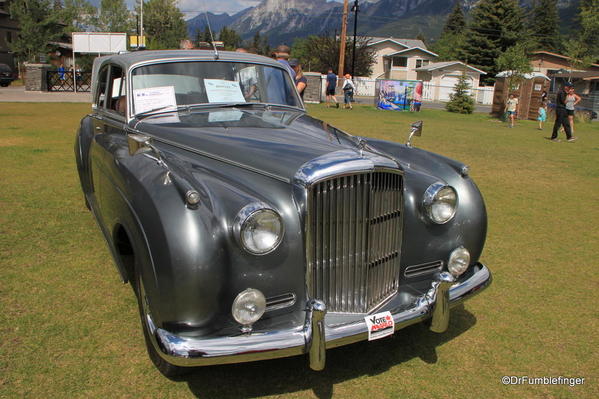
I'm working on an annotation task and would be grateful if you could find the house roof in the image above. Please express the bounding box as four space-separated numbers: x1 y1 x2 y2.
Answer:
550 70 599 80
415 61 486 75
383 47 438 58
496 71 550 80
366 37 427 50
531 51 599 68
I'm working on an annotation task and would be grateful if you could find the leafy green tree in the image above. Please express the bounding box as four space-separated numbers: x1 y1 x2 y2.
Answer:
219 27 241 50
446 72 475 114
291 34 375 76
529 0 560 52
8 0 63 62
97 0 132 32
143 0 187 50
61 0 97 34
460 0 524 84
563 39 595 76
496 42 533 95
578 0 599 59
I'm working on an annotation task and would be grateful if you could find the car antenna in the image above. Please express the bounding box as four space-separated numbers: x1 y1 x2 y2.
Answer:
203 8 219 60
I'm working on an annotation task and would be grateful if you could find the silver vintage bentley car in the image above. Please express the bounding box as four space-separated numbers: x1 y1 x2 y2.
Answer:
75 50 492 376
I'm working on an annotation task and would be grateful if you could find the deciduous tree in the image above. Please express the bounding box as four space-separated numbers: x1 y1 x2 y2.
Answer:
97 0 132 33
143 0 187 50
291 34 375 76
8 0 63 63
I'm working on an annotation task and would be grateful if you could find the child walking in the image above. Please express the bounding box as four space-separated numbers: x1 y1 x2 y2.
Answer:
537 102 547 130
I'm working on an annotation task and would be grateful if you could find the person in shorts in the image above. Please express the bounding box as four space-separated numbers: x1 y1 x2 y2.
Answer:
505 94 519 128
325 68 339 108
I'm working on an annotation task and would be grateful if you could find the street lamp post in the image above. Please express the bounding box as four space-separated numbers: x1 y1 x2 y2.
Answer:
351 0 359 78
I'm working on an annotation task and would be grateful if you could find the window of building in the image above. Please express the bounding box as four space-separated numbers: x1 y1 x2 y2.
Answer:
416 59 429 68
392 57 407 68
6 31 12 44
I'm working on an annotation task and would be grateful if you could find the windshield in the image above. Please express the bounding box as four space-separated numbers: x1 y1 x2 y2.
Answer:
130 61 302 116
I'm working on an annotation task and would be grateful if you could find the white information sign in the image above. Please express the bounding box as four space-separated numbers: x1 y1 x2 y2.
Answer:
132 86 178 115
204 79 245 103
72 32 127 54
364 311 395 341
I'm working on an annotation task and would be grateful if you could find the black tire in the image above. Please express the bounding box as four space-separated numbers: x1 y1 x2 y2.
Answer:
0 82 9 87
134 263 189 378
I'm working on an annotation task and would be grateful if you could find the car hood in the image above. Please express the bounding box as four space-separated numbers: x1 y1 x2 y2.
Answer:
133 108 398 183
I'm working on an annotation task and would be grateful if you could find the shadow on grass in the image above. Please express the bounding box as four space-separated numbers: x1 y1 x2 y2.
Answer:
176 305 476 398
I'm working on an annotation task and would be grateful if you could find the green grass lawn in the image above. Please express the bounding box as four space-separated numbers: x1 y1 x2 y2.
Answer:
1 103 597 398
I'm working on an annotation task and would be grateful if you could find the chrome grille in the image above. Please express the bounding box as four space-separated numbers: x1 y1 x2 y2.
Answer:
307 171 403 313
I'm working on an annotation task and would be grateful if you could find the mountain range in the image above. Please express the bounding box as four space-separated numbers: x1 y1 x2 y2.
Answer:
186 0 581 45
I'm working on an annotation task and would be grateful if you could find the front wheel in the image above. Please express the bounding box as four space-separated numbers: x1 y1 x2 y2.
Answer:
135 271 189 378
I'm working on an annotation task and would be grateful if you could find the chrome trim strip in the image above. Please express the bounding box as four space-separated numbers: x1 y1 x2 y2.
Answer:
147 264 491 368
294 150 399 186
404 260 444 278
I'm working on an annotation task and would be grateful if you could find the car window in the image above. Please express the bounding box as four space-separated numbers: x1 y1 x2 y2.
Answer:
131 61 301 116
107 66 125 116
95 65 109 109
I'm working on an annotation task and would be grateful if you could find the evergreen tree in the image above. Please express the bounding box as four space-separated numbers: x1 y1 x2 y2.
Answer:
446 72 475 114
97 0 132 33
460 0 524 84
530 0 560 51
248 32 271 56
144 0 187 49
443 0 465 35
8 0 63 62
219 27 241 50
431 1 465 61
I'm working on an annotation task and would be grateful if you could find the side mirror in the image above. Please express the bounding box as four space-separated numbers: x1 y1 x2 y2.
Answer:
406 120 423 147
127 133 152 156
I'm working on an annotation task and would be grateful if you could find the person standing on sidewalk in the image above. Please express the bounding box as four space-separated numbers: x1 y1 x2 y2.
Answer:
325 68 339 108
550 82 576 142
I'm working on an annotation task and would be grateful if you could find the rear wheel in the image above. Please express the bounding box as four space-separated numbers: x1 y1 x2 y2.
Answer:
135 266 189 378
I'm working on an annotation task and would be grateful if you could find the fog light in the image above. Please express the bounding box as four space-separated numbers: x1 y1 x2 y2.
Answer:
448 246 470 277
232 288 266 332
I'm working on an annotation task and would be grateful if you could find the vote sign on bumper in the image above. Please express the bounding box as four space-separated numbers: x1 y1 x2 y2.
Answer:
365 311 395 341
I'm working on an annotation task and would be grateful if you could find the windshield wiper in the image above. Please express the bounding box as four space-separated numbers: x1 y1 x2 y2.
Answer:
135 105 179 119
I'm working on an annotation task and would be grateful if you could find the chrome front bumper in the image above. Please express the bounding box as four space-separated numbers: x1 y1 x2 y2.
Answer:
148 263 491 370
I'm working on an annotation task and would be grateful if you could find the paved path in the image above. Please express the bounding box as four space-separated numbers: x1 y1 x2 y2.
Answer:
0 85 90 102
0 86 493 114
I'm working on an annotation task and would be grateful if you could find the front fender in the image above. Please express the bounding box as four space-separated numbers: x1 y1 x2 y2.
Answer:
366 138 487 272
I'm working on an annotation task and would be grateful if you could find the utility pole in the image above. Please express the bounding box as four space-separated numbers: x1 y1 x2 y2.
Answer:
351 0 359 78
337 0 349 85
140 0 144 49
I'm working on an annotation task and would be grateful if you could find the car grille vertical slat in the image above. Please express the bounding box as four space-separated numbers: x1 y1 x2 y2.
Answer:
308 170 403 313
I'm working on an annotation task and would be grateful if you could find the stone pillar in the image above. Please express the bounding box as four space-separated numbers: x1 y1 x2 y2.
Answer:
24 63 50 92
303 72 323 103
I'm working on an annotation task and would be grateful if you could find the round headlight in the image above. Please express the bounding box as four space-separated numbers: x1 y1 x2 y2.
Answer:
232 288 266 327
423 183 457 224
236 204 284 255
448 246 470 277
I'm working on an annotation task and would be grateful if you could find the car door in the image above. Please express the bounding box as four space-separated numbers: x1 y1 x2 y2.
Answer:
89 63 130 229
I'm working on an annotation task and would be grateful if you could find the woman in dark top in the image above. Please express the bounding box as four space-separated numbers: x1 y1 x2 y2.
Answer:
290 59 307 100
